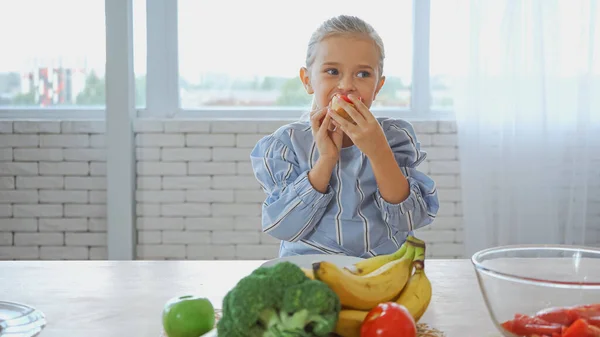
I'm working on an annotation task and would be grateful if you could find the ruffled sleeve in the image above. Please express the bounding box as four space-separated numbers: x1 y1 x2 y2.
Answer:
374 119 440 231
250 131 334 242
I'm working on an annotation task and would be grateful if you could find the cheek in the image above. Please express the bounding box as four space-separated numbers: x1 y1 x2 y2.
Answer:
358 81 380 98
356 90 375 105
313 83 336 105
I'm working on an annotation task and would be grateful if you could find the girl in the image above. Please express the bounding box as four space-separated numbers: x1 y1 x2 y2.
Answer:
250 15 439 258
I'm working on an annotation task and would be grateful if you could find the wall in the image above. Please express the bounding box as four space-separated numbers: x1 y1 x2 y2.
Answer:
0 119 463 260
0 120 107 260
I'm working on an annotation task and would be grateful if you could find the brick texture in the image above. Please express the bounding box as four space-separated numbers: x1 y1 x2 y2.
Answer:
0 120 106 260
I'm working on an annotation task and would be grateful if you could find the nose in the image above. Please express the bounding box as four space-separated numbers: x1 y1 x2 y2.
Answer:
337 73 355 91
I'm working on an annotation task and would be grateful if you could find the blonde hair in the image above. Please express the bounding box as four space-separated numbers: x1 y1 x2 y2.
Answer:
302 15 386 116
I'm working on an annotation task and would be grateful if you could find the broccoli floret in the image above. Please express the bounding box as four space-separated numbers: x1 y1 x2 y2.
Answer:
281 280 342 336
216 262 341 337
250 261 309 308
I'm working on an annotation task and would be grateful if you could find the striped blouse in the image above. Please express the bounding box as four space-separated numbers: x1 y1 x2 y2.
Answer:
250 117 439 258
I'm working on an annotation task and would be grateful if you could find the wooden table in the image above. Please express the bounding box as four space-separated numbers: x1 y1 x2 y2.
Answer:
0 260 499 337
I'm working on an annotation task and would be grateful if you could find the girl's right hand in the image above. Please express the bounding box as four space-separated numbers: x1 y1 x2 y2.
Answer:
310 107 344 161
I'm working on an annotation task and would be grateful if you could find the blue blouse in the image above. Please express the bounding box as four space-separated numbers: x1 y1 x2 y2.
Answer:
250 117 439 258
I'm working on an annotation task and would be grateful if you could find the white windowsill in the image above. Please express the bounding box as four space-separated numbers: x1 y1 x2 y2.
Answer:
0 108 456 122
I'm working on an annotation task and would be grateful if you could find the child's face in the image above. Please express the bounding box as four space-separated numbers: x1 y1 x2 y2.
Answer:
300 35 386 110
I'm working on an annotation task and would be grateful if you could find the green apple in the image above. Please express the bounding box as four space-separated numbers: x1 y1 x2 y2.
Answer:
162 295 215 337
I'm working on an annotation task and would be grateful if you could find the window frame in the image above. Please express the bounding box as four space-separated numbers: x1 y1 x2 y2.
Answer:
0 0 451 120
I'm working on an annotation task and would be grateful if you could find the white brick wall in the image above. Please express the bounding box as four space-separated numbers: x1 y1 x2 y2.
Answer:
0 120 107 260
1 118 464 260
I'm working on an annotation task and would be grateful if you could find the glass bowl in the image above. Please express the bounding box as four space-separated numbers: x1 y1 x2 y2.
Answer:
472 245 600 337
0 301 46 337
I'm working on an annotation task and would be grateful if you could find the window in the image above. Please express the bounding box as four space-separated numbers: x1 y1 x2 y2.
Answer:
0 0 458 118
430 0 464 111
177 0 413 109
0 0 106 107
133 0 147 108
0 0 146 109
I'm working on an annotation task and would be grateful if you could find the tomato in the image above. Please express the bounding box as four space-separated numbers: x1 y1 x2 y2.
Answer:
360 302 416 337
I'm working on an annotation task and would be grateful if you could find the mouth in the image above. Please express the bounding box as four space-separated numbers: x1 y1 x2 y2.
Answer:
331 93 350 100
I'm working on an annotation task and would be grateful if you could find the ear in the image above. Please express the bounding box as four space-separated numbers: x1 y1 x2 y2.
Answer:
299 67 314 94
373 75 386 100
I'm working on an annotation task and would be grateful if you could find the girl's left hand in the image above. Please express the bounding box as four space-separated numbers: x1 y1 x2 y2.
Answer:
328 94 389 159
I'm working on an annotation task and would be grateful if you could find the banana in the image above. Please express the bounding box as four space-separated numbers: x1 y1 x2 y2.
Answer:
334 309 369 337
343 235 425 276
313 244 416 310
394 243 432 322
343 241 408 276
406 234 425 246
301 267 315 280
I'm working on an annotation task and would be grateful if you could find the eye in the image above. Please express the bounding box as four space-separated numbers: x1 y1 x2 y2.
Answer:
357 71 371 78
325 68 339 75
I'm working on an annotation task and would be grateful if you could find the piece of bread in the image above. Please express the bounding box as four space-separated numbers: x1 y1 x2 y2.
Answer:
330 95 359 122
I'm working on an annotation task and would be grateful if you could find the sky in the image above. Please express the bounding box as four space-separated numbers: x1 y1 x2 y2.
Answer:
0 0 598 81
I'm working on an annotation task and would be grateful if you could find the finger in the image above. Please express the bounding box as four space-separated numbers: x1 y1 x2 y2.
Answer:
333 95 366 125
327 120 336 131
310 115 320 133
319 114 332 137
347 94 375 122
310 106 327 121
329 119 339 132
331 122 344 137
310 105 327 115
330 125 344 149
310 107 327 130
328 108 357 134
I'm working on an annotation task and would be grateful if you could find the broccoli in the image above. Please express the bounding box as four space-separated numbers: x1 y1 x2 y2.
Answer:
216 262 341 337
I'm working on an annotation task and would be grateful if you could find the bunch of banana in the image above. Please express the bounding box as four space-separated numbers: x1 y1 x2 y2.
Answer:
312 243 416 310
315 235 433 337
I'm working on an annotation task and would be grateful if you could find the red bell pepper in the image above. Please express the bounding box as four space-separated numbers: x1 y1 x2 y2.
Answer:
571 304 600 320
562 318 600 337
501 314 563 336
588 317 600 328
535 307 579 326
503 304 600 337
